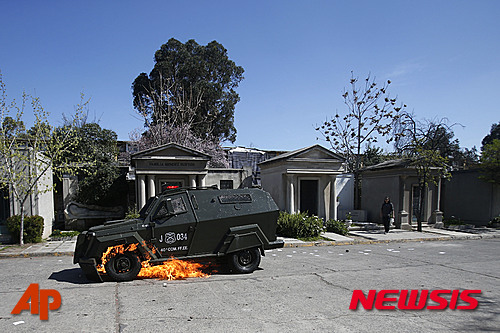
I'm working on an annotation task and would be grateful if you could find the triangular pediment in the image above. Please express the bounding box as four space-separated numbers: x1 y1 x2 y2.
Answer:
131 143 210 160
291 146 343 162
260 145 344 165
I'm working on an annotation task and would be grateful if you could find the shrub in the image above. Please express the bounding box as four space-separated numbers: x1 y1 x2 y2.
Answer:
444 216 464 228
124 206 140 220
325 219 349 236
50 229 80 239
276 211 325 238
6 215 44 243
488 216 500 227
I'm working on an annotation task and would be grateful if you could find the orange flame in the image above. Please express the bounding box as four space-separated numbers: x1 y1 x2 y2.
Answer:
97 243 209 280
138 259 209 280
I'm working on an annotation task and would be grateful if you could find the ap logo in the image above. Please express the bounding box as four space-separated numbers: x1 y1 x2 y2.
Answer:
11 284 61 320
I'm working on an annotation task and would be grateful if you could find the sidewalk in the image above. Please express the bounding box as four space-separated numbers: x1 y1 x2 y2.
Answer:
1 228 500 258
283 226 500 247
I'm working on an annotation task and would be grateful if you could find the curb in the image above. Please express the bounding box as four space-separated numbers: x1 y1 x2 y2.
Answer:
1 232 499 259
283 236 451 248
0 251 75 259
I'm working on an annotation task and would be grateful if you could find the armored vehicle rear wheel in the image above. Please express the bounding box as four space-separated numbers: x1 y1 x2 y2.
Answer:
105 252 142 281
229 248 261 274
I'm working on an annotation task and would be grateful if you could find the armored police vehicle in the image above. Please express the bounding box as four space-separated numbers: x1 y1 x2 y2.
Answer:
74 187 283 282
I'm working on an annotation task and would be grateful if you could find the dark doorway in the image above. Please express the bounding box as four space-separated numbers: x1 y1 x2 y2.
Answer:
0 184 10 222
300 179 319 216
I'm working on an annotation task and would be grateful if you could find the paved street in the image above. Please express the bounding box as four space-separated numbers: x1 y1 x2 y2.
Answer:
1 238 499 332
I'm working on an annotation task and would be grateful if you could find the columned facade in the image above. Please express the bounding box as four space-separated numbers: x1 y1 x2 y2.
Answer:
361 160 442 226
260 145 344 221
131 143 211 210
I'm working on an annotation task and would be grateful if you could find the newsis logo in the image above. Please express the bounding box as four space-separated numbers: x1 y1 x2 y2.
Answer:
349 289 481 310
11 284 61 320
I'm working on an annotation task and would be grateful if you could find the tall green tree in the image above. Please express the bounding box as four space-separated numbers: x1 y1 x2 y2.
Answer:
362 144 392 167
480 139 500 185
72 123 120 206
132 38 244 144
481 122 500 150
316 72 406 208
0 72 84 244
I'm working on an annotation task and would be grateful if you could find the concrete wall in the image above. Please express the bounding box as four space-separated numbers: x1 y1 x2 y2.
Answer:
336 174 354 220
361 174 400 223
361 169 440 225
260 164 287 211
205 167 253 189
37 168 55 239
442 169 500 225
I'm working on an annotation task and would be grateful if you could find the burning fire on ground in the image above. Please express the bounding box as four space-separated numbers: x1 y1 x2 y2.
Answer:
97 243 210 280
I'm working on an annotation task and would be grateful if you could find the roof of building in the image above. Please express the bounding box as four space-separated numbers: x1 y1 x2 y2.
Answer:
131 142 211 159
361 159 412 171
258 144 344 165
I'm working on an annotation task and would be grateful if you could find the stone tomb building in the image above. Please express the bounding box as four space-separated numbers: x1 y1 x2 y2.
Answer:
259 145 345 221
130 143 347 222
130 143 252 209
360 159 443 229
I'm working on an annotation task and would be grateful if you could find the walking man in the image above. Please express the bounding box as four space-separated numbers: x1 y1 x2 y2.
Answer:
380 197 394 234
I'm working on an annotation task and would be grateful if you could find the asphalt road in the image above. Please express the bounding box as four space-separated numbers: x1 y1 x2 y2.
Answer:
1 239 499 333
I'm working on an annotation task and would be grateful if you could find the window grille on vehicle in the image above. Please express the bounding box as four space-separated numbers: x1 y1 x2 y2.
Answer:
218 194 252 204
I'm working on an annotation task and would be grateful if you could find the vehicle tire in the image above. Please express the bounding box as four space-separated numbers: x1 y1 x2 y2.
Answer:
229 248 261 274
105 252 142 282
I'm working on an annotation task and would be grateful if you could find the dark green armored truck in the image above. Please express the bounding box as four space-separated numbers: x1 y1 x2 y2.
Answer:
74 187 284 282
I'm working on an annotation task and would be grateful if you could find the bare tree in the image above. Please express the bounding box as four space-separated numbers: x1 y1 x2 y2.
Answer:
134 73 208 136
393 113 452 231
317 72 406 208
132 73 229 168
130 123 228 168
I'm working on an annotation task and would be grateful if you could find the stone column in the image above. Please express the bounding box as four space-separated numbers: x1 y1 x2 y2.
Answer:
324 179 330 221
198 174 206 187
189 175 197 188
138 175 146 210
399 176 412 230
287 175 295 214
148 175 156 198
327 175 337 221
431 177 444 226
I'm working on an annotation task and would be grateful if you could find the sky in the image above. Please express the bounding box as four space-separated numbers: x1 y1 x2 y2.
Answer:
1 0 499 152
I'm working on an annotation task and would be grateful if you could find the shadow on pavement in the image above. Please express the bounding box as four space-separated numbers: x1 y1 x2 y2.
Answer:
457 293 500 332
48 268 101 284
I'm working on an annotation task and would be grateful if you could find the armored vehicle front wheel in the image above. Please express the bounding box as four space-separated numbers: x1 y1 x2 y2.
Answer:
229 248 261 274
105 252 142 282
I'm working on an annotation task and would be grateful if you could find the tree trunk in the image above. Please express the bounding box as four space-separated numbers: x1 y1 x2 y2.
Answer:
417 181 426 232
354 171 362 210
19 206 24 245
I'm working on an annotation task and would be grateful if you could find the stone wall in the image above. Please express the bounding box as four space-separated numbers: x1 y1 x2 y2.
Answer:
442 169 500 225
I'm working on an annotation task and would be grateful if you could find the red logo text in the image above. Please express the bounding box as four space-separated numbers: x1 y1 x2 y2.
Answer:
11 284 61 320
349 289 481 310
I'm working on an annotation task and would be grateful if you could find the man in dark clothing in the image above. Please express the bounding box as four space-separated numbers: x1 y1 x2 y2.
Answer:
380 197 394 234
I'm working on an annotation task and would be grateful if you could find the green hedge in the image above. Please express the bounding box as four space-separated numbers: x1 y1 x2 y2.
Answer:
325 219 349 236
6 215 44 243
50 229 80 239
276 211 325 238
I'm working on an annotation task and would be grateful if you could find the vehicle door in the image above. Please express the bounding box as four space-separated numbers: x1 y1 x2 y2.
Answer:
150 193 197 258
